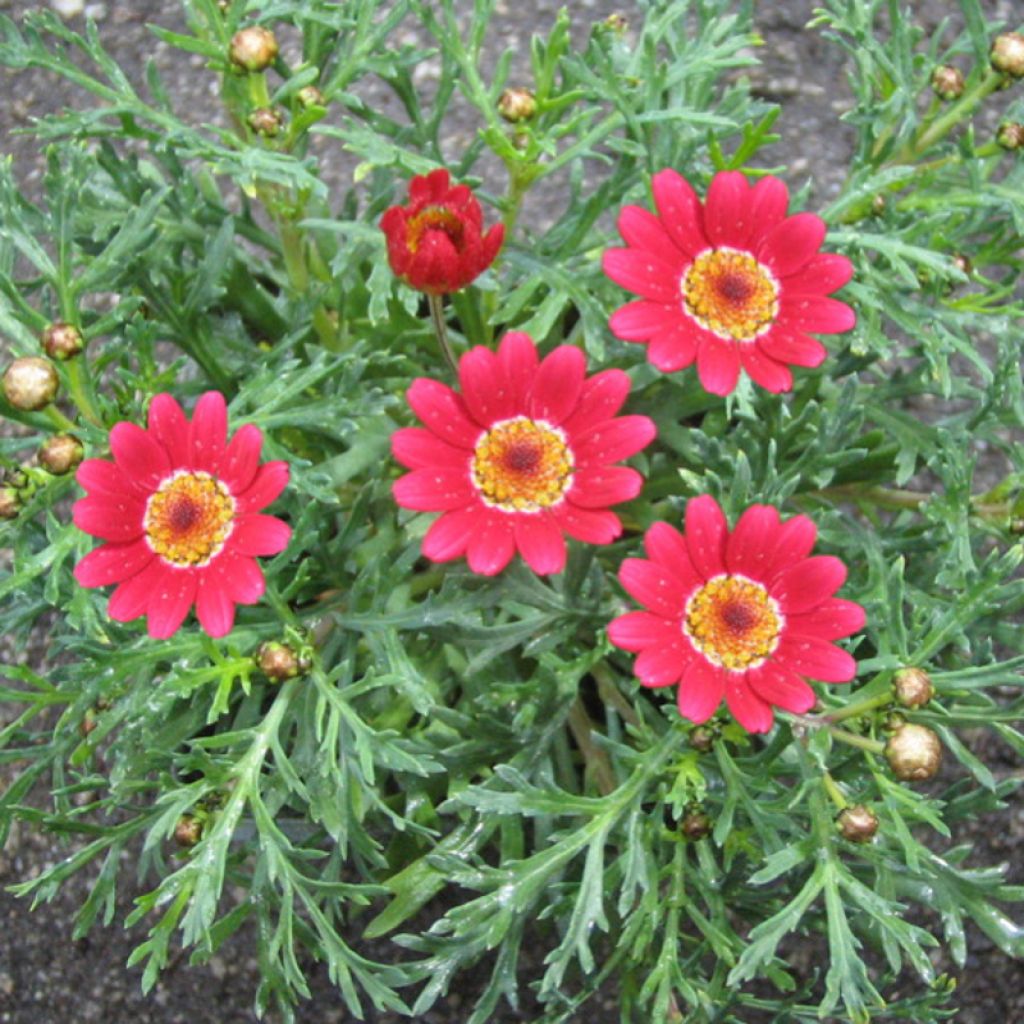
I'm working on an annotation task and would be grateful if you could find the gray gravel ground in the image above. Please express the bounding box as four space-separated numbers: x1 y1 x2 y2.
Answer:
1 0 1023 1021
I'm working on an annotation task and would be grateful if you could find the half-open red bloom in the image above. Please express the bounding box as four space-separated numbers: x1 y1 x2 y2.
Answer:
380 168 505 294
603 170 855 396
392 332 656 576
608 496 864 733
73 392 290 639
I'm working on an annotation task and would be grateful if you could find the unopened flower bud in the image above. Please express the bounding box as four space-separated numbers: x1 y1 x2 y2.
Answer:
679 811 712 840
78 710 96 738
3 356 59 411
885 723 942 781
894 667 935 709
41 321 84 361
0 487 20 520
951 253 972 277
174 814 203 847
248 107 283 137
603 13 628 34
256 641 306 682
837 804 879 843
997 121 1024 150
930 65 964 101
39 433 84 475
296 85 325 109
498 87 537 124
229 25 279 72
689 726 715 753
991 32 1024 78
871 193 886 215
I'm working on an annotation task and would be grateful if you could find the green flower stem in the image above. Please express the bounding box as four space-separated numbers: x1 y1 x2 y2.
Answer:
44 404 79 433
427 293 459 378
63 356 103 427
822 771 848 811
826 690 892 724
567 695 617 796
829 726 885 755
592 662 640 728
817 482 1011 523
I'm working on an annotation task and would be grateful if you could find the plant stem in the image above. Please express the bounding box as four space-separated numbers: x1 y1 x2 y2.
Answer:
826 689 892 724
829 726 885 755
427 293 459 377
822 771 848 810
567 695 617 796
592 662 640 728
63 357 103 427
818 482 1011 523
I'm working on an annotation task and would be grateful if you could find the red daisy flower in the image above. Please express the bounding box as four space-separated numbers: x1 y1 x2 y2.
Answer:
392 331 656 576
603 169 856 396
608 495 864 733
73 392 291 639
380 168 505 295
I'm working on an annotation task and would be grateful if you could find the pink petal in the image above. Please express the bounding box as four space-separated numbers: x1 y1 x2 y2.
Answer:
108 559 168 623
110 422 171 490
608 610 682 653
528 345 586 425
756 329 827 368
763 515 818 582
695 333 741 396
73 495 145 542
609 300 676 342
573 416 657 467
602 248 684 304
514 514 567 575
617 204 680 256
236 461 289 514
779 296 856 334
551 505 622 544
147 393 190 467
407 378 480 448
74 538 154 588
219 424 263 495
230 514 292 557
786 252 854 294
648 325 699 372
465 511 515 576
459 345 515 425
218 552 265 604
724 505 782 580
651 169 708 257
685 495 727 580
561 370 631 436
775 635 858 683
787 598 865 641
497 332 539 408
619 558 688 618
634 640 688 687
196 570 237 638
677 659 725 723
704 171 752 248
644 522 703 589
76 458 139 499
747 662 817 713
747 176 790 241
739 344 793 393
189 391 228 475
568 466 643 508
391 427 470 471
724 672 774 733
421 507 480 562
393 467 473 511
773 555 847 614
757 212 827 278
146 568 198 639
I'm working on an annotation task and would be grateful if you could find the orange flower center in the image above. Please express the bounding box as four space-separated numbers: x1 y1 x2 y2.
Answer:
682 247 779 342
471 416 573 512
406 205 464 254
144 471 235 566
684 574 782 671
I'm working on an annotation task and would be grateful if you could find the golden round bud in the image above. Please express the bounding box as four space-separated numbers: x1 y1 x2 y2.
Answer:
930 65 964 101
174 814 203 848
498 87 537 124
991 33 1024 78
248 107 283 137
3 356 59 411
41 321 84 361
296 85 325 108
885 723 942 781
689 725 715 753
0 487 19 520
997 121 1024 150
679 811 712 840
893 667 935 709
256 641 305 682
837 804 879 843
229 25 279 72
39 433 84 475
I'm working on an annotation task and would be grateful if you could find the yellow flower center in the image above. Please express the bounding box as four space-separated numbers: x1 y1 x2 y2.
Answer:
682 247 780 341
144 471 235 567
471 416 574 512
406 205 464 254
684 574 783 671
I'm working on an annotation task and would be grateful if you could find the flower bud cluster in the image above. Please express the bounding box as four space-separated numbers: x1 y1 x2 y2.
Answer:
3 357 59 411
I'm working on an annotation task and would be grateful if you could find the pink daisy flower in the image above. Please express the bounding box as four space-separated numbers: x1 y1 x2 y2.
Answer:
603 169 856 396
73 392 291 639
608 495 864 733
392 331 656 576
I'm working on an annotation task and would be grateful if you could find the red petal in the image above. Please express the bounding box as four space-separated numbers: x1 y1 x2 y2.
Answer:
75 538 154 588
608 610 681 653
747 176 790 240
725 505 781 579
76 458 138 499
739 344 793 393
648 324 699 372
407 378 480 448
685 495 727 580
514 514 566 575
422 507 480 562
608 299 675 342
220 424 263 495
147 393 190 466
236 461 289 514
573 416 656 467
561 370 631 436
550 504 622 544
528 345 586 425
651 169 708 257
409 231 462 292
231 514 292 557
603 248 684 304
677 659 725 723
188 391 228 475
756 328 827 368
724 672 774 733
497 332 539 409
644 521 703 589
779 295 856 334
465 511 515 576
757 212 827 278
775 635 858 683
146 568 198 639
391 427 469 472
110 422 171 490
459 345 515 425
763 515 817 581
219 552 265 604
108 559 167 623
695 333 741 396
787 598 865 641
747 662 817 713
786 252 854 294
196 570 237 638
410 168 450 203
393 467 473 512
619 558 687 617
773 555 847 613
568 466 643 508
617 204 679 255
73 495 145 542
704 171 752 248
634 640 688 687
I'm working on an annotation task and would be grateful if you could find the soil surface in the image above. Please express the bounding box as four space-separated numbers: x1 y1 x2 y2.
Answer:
1 1 1022 1022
